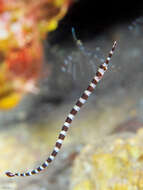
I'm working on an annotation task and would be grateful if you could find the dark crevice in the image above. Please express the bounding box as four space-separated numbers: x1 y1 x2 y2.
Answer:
48 0 143 44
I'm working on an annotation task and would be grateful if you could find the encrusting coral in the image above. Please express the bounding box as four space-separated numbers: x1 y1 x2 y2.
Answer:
71 128 143 190
0 0 72 109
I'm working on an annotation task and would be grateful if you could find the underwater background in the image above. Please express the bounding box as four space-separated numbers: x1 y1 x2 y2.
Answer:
1 1 143 189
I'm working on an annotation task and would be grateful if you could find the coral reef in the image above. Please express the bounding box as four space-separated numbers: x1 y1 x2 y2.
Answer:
71 129 143 190
0 0 72 109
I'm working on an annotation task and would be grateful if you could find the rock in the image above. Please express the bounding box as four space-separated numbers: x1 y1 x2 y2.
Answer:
70 129 143 190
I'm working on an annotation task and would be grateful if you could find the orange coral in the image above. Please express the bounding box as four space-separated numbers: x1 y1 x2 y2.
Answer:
0 0 72 109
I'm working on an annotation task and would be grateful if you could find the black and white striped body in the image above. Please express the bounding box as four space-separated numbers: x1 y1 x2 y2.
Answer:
5 41 117 177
